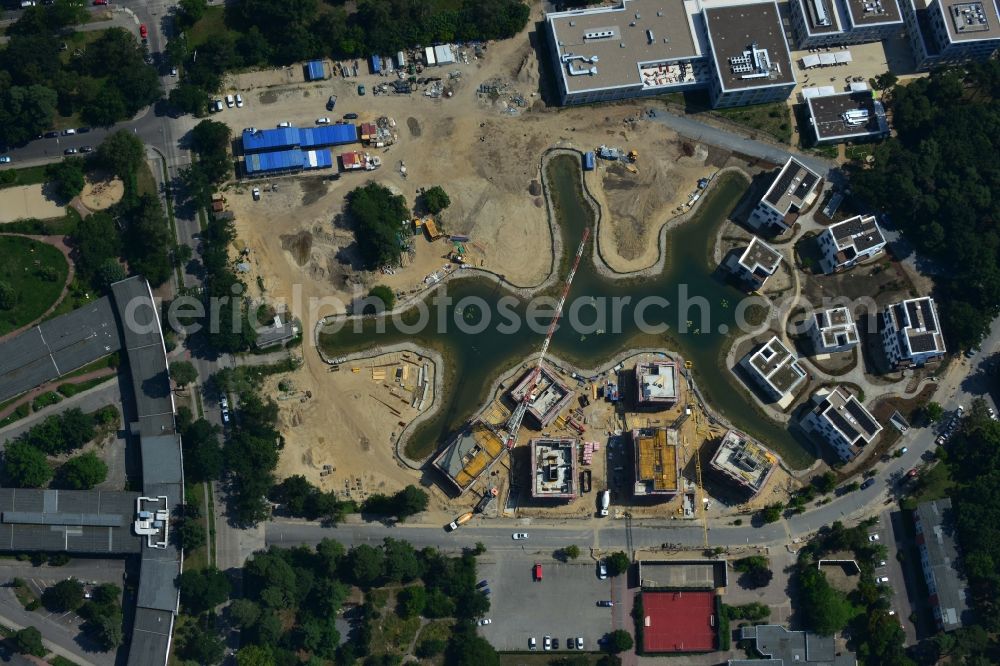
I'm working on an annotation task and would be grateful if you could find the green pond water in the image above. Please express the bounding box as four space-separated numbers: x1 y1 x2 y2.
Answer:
320 154 812 469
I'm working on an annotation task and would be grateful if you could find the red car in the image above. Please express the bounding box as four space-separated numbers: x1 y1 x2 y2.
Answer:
907 468 919 479
93 0 108 5
533 563 542 581
139 24 148 39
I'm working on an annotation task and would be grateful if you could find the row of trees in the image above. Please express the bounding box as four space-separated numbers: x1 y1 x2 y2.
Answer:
40 578 123 650
167 0 529 112
176 537 497 664
0 13 161 147
852 61 1000 350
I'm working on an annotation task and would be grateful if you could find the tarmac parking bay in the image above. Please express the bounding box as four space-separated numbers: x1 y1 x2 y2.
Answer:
475 554 623 652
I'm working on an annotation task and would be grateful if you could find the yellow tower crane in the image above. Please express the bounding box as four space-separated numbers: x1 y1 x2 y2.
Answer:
692 439 709 549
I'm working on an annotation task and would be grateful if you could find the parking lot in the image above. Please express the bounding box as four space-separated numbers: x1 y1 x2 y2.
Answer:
475 555 627 652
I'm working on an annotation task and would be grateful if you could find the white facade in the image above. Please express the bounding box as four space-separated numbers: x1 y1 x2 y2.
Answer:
802 387 882 461
748 157 822 232
881 296 947 368
811 307 860 353
902 0 1000 70
790 0 906 48
741 336 808 402
818 214 886 273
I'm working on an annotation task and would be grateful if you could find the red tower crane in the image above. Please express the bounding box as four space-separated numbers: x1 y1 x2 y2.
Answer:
503 227 591 449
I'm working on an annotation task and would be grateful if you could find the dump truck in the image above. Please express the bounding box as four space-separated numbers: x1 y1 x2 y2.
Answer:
447 512 473 531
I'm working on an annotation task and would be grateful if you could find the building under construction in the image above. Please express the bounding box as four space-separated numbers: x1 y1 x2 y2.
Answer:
708 429 776 497
432 421 506 495
632 427 681 497
635 359 679 408
509 366 573 429
530 438 579 500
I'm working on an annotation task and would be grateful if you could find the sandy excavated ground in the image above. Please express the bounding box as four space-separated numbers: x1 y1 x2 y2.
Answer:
221 16 735 504
0 184 65 223
79 172 124 211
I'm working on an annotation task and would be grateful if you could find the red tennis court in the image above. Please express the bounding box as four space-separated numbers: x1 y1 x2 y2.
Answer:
641 590 716 653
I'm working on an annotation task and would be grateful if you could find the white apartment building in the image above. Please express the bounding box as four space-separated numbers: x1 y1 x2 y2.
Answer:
811 306 860 353
818 214 886 273
748 157 823 232
802 386 882 460
740 335 808 402
882 296 947 367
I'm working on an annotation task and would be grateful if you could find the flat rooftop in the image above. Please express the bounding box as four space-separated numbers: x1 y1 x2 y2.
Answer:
547 0 701 94
747 336 807 395
636 360 678 403
815 387 882 445
0 489 140 554
815 307 859 348
914 498 972 630
738 237 783 276
829 214 885 257
888 297 946 356
710 429 777 493
641 590 716 653
762 157 821 215
845 0 903 26
704 2 795 91
530 438 578 499
0 297 120 403
808 92 889 141
732 625 856 665
798 0 846 34
633 427 680 495
939 0 1000 40
433 422 506 493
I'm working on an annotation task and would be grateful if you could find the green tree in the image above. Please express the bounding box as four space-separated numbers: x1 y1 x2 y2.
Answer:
55 452 108 490
733 556 773 589
605 629 634 653
168 82 208 115
46 157 87 201
563 544 581 560
177 0 208 27
74 212 122 288
416 637 446 658
0 281 17 310
367 284 395 311
872 71 899 91
345 183 409 269
177 516 206 551
760 503 784 524
228 598 262 629
178 623 224 664
179 416 223 482
813 471 837 494
606 551 630 577
178 568 231 613
42 579 84 612
3 441 53 488
798 566 853 635
924 401 944 423
421 185 451 214
444 626 499 666
347 544 384 588
86 611 123 650
382 537 423 583
0 85 58 147
96 130 145 178
397 585 426 618
170 360 199 388
96 259 127 290
236 644 275 666
12 626 45 657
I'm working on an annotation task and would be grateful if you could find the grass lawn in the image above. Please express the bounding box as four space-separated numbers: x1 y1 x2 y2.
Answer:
0 236 70 336
0 164 48 190
903 462 953 510
714 102 793 144
1 207 81 236
32 391 63 411
46 275 95 320
136 160 158 199
57 373 115 398
49 658 84 666
187 6 233 49
181 481 211 571
0 403 30 428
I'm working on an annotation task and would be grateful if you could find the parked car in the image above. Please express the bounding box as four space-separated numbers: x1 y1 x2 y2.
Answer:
344 112 359 120
543 636 551 651
878 560 887 567
316 117 331 125
326 95 337 110
597 600 614 607
935 435 946 445
576 637 584 650
220 395 231 423
62 128 76 135
76 126 90 134
212 100 223 113
533 563 542 581
79 146 93 153
139 24 147 39
93 0 108 5
277 121 291 128
225 94 235 108
357 84 366 95
512 532 528 540
552 638 559 650
252 187 260 201
907 468 919 479
63 148 77 155
171 67 177 76
566 636 575 650
868 534 879 542
476 580 488 589
481 588 490 596
44 131 59 138
529 637 536 650
235 94 243 108
877 576 890 583
899 447 908 454
478 618 492 626
860 478 875 490
0 156 10 164
598 559 608 579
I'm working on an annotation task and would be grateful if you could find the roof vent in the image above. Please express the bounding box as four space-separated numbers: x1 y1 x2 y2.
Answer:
569 20 576 26
657 10 663 16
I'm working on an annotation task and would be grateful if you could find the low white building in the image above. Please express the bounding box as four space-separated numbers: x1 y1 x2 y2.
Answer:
818 214 886 273
811 306 859 353
882 296 947 368
741 335 808 403
802 386 882 461
725 237 783 290
748 157 822 232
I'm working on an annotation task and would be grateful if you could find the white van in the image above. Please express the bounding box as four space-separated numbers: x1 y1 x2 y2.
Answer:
599 490 610 517
225 94 235 108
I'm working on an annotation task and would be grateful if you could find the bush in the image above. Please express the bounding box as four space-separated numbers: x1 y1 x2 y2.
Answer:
12 626 45 657
345 183 409 269
605 629 633 653
420 186 451 214
367 284 395 311
759 503 783 524
2 441 52 488
54 452 108 490
605 551 630 576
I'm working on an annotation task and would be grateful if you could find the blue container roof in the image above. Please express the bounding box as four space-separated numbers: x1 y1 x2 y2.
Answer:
300 124 358 148
306 60 325 80
245 148 333 174
242 127 300 152
243 125 358 153
370 54 382 73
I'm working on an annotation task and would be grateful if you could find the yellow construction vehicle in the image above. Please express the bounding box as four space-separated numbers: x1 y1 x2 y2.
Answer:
627 150 638 163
